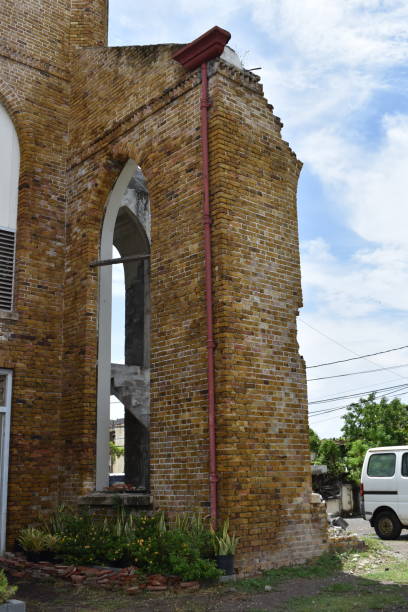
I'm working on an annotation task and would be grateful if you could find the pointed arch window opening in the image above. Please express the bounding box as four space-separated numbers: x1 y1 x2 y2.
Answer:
96 161 151 492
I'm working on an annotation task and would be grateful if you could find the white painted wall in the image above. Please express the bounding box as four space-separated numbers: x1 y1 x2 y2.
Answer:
0 105 19 231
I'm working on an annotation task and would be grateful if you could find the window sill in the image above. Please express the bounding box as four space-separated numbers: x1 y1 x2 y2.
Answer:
78 492 152 508
0 310 18 321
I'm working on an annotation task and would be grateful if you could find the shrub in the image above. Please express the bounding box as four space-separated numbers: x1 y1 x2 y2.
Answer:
159 529 221 581
18 528 49 553
0 570 16 604
26 506 221 581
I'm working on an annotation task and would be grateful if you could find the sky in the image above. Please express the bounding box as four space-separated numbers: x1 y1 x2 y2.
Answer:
108 0 408 437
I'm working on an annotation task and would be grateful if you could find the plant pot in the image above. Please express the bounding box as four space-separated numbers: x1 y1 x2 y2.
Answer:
25 551 43 563
215 554 234 575
110 557 131 568
25 550 54 563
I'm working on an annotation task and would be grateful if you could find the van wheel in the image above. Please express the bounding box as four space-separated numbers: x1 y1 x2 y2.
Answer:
374 510 402 539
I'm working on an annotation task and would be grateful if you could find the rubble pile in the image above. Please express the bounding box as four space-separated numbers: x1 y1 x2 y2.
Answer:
0 554 200 594
327 516 366 552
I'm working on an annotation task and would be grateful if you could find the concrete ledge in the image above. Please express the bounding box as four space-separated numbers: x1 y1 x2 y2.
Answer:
310 492 323 504
0 310 18 321
78 492 152 508
0 601 26 611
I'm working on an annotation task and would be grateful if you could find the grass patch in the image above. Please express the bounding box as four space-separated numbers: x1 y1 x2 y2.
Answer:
323 582 355 594
236 553 343 592
284 584 406 611
365 561 408 584
339 537 396 577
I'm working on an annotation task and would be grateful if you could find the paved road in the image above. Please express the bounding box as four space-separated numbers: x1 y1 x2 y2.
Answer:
346 517 408 559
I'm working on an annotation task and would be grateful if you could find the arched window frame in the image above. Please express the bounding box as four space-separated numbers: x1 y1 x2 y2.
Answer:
97 159 152 491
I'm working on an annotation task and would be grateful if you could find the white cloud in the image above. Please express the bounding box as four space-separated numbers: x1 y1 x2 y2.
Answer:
299 114 408 245
301 239 408 318
251 0 408 68
108 1 408 438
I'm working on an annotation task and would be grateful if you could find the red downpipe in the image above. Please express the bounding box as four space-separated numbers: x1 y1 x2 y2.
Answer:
173 26 231 527
200 61 218 527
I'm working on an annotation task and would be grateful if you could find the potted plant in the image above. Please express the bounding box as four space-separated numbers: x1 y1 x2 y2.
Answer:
41 533 59 562
212 519 239 575
17 527 54 563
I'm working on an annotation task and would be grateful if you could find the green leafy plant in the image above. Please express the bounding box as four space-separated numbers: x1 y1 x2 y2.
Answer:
18 527 49 553
26 506 222 581
109 441 124 460
42 533 59 552
173 510 213 559
212 518 239 555
159 529 220 581
0 570 16 604
315 439 346 476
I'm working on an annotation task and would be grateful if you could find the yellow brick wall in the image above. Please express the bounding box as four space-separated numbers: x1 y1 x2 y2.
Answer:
0 0 71 543
209 61 327 570
0 0 326 568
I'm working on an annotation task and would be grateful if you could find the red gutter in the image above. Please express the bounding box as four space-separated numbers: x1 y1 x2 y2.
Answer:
173 26 231 527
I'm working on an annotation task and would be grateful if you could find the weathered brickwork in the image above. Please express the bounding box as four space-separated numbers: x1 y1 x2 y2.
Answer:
0 0 72 545
207 61 326 570
0 0 327 569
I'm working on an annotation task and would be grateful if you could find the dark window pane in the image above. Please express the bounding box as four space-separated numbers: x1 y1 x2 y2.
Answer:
367 453 396 477
402 454 408 477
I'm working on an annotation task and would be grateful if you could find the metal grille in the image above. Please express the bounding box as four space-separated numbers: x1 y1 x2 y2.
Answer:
0 229 15 310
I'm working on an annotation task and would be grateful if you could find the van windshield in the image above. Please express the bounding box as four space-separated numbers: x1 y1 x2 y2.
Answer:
367 453 396 477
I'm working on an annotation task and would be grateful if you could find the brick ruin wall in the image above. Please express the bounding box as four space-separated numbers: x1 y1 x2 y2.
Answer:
0 0 107 545
209 63 328 570
0 0 327 570
0 0 71 537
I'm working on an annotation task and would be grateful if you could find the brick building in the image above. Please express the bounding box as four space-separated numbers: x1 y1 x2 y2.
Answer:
0 0 327 572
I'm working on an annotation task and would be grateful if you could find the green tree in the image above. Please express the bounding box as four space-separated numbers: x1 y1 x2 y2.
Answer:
346 439 370 483
309 427 320 456
341 393 408 481
316 438 345 475
109 441 124 461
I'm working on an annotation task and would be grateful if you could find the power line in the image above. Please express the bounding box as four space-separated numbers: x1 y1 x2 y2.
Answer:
309 375 408 403
308 383 408 406
309 404 350 416
309 392 408 426
306 344 408 369
310 412 348 425
307 362 408 382
299 318 408 381
309 388 408 418
299 317 365 361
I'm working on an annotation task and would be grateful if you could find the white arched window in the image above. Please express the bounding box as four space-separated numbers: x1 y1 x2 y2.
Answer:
0 104 20 310
96 160 151 491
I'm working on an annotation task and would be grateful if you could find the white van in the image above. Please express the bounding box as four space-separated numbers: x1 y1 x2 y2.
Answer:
360 445 408 539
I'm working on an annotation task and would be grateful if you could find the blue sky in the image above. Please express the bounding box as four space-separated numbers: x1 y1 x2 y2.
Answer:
108 0 408 438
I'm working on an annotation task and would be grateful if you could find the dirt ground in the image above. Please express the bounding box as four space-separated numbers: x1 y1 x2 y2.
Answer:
9 528 408 612
10 573 384 612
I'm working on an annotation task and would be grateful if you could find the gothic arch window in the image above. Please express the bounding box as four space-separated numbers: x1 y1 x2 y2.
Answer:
0 104 20 310
96 160 151 491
